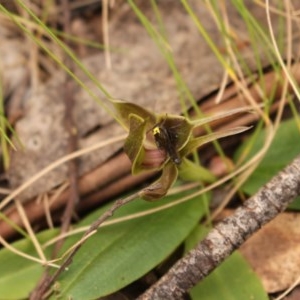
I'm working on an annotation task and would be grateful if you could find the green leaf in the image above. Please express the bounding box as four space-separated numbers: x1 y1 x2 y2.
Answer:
0 229 58 300
178 158 216 183
185 226 267 300
190 251 268 300
235 118 300 195
54 191 207 299
287 196 300 210
0 190 208 300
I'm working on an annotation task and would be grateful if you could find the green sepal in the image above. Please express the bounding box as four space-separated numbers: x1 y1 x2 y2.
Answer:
124 114 148 174
112 99 157 131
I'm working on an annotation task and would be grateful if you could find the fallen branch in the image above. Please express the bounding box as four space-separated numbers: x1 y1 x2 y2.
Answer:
138 155 300 299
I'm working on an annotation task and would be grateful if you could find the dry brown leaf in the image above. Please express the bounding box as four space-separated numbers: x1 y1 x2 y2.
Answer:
240 212 300 293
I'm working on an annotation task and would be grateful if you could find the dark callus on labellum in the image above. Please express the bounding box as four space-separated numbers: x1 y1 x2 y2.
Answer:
152 118 182 165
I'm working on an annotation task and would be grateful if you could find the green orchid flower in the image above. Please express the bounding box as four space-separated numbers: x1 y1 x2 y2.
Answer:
113 99 251 201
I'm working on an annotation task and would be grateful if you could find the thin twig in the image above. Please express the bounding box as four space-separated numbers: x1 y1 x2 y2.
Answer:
57 78 79 248
31 2 79 298
59 0 79 245
138 155 300 299
31 192 138 299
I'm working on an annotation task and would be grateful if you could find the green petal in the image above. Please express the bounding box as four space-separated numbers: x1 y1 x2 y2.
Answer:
112 99 157 130
139 162 178 201
178 158 216 183
190 106 256 128
181 126 251 157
